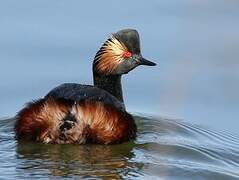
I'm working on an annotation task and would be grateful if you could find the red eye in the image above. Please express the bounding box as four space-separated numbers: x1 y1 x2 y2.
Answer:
122 51 132 58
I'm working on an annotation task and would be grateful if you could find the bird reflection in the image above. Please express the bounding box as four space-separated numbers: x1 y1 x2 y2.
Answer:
16 141 143 179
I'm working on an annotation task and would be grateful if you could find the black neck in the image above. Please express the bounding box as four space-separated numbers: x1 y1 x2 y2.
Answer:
93 72 124 103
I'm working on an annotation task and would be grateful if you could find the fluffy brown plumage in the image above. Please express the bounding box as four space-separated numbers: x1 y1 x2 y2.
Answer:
15 98 136 144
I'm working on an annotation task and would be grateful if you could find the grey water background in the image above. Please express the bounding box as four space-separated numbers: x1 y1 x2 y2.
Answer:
0 1 239 179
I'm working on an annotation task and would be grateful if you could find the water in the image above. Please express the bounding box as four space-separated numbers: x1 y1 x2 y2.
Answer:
1 116 239 179
1 1 239 179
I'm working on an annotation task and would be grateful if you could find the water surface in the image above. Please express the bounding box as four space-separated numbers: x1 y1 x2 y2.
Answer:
1 116 239 179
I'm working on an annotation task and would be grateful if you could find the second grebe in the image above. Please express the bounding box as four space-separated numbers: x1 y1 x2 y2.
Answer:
15 29 156 144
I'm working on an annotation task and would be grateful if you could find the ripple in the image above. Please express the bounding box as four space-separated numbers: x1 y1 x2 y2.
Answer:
1 116 239 179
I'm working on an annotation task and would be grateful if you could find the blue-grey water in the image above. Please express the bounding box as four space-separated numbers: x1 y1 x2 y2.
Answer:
1 116 239 179
1 1 239 179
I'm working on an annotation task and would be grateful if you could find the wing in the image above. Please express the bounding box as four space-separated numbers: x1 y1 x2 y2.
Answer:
45 83 125 111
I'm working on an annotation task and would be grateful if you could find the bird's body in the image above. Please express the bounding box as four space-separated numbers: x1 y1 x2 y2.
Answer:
46 83 125 111
15 29 156 144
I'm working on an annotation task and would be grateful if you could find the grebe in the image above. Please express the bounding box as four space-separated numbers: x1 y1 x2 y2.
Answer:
15 29 156 144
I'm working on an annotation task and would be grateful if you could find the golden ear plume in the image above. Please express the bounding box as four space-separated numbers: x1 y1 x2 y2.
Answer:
94 36 128 74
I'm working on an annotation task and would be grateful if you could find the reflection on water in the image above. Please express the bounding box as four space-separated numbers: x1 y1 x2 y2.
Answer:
1 116 239 179
16 141 139 179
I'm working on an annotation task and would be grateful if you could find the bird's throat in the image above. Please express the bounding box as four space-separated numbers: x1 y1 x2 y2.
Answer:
93 73 124 104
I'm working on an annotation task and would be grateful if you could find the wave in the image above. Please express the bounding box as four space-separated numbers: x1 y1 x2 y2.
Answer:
0 116 239 179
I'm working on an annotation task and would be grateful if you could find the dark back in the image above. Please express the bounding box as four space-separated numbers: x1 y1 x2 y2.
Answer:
45 83 125 111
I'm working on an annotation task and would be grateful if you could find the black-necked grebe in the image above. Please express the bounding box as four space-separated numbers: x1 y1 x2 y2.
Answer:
15 29 156 144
